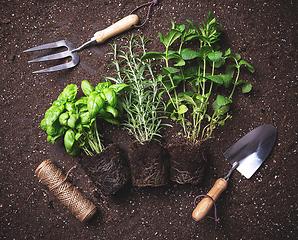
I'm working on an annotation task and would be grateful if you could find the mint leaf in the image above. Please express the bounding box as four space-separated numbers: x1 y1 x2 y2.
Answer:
242 82 252 93
163 29 182 47
142 52 165 60
178 104 188 114
162 67 180 74
208 51 223 62
239 60 255 73
181 48 200 60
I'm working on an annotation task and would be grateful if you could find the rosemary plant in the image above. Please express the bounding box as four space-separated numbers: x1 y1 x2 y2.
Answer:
105 34 169 144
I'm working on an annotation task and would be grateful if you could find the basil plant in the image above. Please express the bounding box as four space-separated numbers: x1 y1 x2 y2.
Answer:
40 80 128 156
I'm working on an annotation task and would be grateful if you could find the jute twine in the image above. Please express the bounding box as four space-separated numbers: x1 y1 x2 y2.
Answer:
35 159 97 223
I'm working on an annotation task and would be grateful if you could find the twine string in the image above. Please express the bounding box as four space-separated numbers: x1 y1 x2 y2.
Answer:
130 0 158 27
194 194 220 228
35 159 97 223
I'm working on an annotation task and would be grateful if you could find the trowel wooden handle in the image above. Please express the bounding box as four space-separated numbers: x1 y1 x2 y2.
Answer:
94 15 139 44
192 178 228 221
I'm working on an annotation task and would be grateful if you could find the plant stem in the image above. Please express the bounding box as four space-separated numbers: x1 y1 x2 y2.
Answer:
229 59 241 99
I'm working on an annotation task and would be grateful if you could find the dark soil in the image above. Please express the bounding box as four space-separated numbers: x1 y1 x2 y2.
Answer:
1 0 297 239
168 140 206 185
128 141 169 187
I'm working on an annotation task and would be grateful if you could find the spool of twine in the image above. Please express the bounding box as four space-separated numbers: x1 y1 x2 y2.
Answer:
35 159 97 223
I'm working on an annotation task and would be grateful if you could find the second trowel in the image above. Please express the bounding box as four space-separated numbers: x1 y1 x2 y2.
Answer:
192 124 277 221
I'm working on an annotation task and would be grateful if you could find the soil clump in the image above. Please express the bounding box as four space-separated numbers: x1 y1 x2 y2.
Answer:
168 139 206 185
128 141 170 187
81 143 130 195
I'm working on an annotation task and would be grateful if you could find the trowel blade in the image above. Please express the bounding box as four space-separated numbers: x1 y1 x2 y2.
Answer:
223 124 277 179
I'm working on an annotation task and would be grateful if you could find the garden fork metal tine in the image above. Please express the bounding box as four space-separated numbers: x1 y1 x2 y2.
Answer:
28 51 72 63
24 40 80 73
23 40 70 52
32 61 79 74
23 15 139 73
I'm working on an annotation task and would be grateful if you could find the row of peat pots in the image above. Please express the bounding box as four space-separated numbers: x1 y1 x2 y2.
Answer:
81 140 206 195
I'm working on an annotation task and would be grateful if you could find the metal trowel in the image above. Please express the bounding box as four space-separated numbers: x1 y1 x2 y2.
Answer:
192 124 277 221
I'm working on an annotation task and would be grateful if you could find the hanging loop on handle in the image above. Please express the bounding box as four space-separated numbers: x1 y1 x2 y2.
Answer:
130 0 158 27
193 194 220 228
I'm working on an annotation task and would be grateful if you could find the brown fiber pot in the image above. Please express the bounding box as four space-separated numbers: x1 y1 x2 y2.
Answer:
81 143 130 195
128 141 170 187
167 140 206 185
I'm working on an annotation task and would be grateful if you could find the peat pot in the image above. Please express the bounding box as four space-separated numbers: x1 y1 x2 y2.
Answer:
128 141 170 187
81 143 130 195
167 140 206 185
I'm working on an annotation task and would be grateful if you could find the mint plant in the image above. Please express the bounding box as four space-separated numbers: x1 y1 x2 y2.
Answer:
41 80 128 156
105 34 169 144
142 10 255 143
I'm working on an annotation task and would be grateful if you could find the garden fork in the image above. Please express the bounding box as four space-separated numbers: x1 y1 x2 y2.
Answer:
24 15 139 73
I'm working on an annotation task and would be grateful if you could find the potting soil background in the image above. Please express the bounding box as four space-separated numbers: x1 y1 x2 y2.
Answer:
1 0 297 239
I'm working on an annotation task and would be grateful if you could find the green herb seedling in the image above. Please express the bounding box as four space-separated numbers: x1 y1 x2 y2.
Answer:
41 80 128 156
142 10 255 143
105 34 170 144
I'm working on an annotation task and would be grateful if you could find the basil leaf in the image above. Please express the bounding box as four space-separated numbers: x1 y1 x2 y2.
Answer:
57 84 77 103
47 135 55 144
87 92 104 118
104 117 120 126
79 105 88 113
64 129 75 151
52 100 64 107
109 83 130 93
105 105 118 118
75 132 83 141
67 114 79 128
46 121 60 136
80 111 90 125
65 102 76 113
59 112 70 126
103 88 117 107
76 123 83 133
68 142 80 156
95 80 111 92
99 108 112 119
75 97 88 108
81 80 94 96
45 105 64 126
40 118 47 131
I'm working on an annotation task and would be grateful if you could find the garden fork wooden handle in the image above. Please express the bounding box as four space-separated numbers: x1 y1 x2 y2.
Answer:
192 178 228 221
94 15 139 44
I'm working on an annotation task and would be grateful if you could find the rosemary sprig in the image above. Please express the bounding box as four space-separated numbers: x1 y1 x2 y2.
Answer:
106 34 170 144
